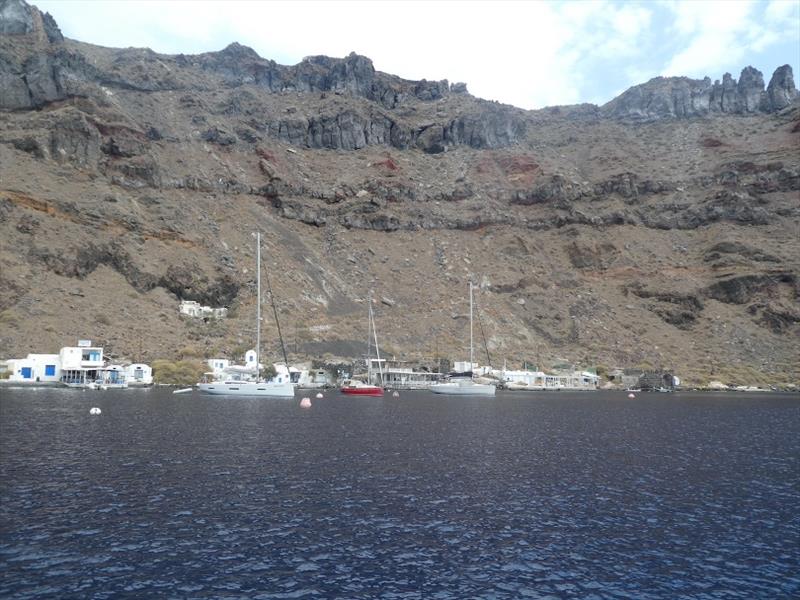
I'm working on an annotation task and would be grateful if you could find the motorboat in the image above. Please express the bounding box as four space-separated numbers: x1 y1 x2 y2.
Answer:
429 377 495 396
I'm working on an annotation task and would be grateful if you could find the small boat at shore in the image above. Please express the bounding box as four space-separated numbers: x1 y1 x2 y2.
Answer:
342 291 385 397
430 377 495 396
340 379 384 396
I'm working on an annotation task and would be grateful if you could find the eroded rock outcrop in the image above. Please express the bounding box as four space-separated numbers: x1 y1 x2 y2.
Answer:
603 65 799 121
265 106 524 152
705 273 796 305
767 65 798 110
195 46 447 110
0 0 61 41
29 241 240 306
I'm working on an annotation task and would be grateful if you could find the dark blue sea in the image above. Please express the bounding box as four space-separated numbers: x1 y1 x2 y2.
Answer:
1 387 798 599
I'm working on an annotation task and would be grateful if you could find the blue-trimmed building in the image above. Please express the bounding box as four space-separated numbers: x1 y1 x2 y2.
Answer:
6 353 61 383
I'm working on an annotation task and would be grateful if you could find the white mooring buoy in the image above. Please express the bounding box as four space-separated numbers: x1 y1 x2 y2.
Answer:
628 393 636 399
392 391 400 398
89 407 101 415
315 392 323 399
300 397 312 408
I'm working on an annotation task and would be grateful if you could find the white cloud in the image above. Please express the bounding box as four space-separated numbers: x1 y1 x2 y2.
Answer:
612 5 653 37
765 0 799 23
661 0 797 78
663 0 755 76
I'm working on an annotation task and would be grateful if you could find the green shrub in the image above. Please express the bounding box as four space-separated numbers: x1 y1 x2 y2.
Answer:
262 363 277 380
153 359 206 386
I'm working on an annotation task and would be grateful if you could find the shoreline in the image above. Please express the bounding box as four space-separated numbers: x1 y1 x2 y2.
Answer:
1 380 796 394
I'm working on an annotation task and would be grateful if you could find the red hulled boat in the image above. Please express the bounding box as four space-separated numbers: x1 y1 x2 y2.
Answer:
340 379 384 396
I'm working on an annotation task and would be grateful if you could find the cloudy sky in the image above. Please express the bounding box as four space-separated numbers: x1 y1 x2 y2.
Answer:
36 0 800 110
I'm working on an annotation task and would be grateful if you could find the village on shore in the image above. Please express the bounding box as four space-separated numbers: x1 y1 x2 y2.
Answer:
0 336 782 394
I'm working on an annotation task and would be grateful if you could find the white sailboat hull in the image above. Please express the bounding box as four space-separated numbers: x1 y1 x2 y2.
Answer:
429 381 496 396
197 381 295 397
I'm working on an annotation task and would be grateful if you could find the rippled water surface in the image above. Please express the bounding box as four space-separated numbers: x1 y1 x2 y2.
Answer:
1 387 799 598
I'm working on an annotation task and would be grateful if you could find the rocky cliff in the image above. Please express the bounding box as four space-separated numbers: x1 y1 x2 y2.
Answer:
1 0 798 386
601 65 798 121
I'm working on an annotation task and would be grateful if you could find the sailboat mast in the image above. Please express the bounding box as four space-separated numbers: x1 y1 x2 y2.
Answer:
366 292 372 384
469 280 474 370
256 231 261 382
371 300 383 387
264 264 289 370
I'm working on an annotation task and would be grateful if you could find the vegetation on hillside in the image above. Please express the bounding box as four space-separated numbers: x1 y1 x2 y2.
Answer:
152 359 206 386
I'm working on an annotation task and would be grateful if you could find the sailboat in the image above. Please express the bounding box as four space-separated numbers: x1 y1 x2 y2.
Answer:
197 232 295 397
429 281 496 396
341 292 384 396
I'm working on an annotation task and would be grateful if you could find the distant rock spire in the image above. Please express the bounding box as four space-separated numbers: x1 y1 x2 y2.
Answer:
767 65 798 110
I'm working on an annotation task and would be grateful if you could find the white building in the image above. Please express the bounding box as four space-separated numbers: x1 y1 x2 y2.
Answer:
5 340 154 388
207 352 261 376
205 352 264 383
364 358 445 389
180 300 227 319
125 363 153 386
501 369 599 391
288 366 333 389
6 353 61 383
207 358 231 377
451 361 492 376
59 340 105 386
202 352 270 384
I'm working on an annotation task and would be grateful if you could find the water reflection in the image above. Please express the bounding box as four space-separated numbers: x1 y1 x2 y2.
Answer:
1 388 798 598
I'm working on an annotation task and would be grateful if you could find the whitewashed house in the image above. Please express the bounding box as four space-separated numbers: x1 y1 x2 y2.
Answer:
125 363 153 386
207 358 231 377
451 361 494 376
6 353 61 383
202 351 270 384
288 365 334 389
180 300 227 319
59 340 104 386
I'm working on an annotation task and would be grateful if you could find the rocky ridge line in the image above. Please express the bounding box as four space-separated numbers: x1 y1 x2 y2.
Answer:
1 0 797 124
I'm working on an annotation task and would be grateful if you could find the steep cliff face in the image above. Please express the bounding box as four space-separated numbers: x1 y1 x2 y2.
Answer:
1 0 798 384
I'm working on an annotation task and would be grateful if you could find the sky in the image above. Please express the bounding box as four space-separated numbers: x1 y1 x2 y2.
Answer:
35 0 800 110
